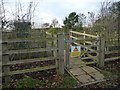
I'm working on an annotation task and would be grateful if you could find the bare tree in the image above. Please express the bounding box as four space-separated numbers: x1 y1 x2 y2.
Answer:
93 1 118 37
88 12 95 26
51 19 58 28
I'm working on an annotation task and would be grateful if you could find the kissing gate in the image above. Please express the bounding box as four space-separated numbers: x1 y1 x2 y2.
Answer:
2 26 119 86
64 31 105 69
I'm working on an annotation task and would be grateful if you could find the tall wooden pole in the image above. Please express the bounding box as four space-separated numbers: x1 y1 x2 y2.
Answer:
58 33 64 75
98 36 105 68
118 2 120 46
65 33 70 69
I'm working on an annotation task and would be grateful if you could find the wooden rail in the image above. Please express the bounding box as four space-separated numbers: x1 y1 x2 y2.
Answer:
105 50 119 54
3 65 56 76
3 57 57 66
3 47 58 55
2 30 65 85
87 54 98 61
105 56 120 62
70 31 98 38
70 36 96 41
2 37 58 43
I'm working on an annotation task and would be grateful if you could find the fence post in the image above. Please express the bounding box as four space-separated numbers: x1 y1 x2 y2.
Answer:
2 43 11 84
98 36 105 68
58 33 64 75
83 31 86 57
65 33 70 69
0 30 2 89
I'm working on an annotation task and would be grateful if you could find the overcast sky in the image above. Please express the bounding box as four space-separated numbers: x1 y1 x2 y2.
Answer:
2 0 119 27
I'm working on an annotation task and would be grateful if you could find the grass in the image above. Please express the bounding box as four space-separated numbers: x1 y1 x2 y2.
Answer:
57 74 78 88
3 73 78 89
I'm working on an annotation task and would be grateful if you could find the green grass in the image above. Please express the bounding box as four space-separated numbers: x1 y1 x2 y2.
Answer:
3 74 78 88
15 76 46 88
58 74 78 88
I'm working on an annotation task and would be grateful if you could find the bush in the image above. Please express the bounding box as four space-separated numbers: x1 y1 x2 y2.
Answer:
48 28 62 35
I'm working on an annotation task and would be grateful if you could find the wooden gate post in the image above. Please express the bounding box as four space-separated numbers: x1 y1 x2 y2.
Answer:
98 36 105 68
0 30 2 89
58 33 64 75
83 31 86 57
65 33 70 69
2 43 11 84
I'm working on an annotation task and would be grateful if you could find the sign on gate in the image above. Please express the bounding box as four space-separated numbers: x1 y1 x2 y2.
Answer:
71 46 81 57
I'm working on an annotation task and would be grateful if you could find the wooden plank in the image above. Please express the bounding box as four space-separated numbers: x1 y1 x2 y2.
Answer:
3 65 56 76
89 72 105 81
81 56 93 60
105 56 120 62
81 66 98 73
3 57 57 66
70 36 96 41
80 79 106 87
70 31 98 38
85 41 93 44
76 75 95 84
105 50 119 54
88 48 98 54
74 43 98 47
2 37 58 43
70 36 78 40
3 31 45 34
85 61 97 65
87 54 98 61
64 67 79 83
74 41 94 44
70 68 85 76
3 47 58 55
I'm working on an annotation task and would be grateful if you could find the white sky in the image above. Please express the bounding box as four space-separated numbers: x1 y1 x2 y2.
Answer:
2 0 119 27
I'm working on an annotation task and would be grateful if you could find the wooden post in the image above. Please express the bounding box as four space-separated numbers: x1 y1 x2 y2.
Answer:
65 33 70 69
58 33 64 75
2 43 11 84
98 36 105 68
53 35 57 73
0 30 2 89
52 34 54 56
83 31 86 57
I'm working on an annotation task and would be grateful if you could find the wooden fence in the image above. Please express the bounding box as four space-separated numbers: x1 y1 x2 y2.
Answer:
1 28 120 85
2 29 64 84
67 30 120 68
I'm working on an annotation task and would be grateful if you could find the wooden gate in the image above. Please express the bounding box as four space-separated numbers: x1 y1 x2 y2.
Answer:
65 31 105 68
